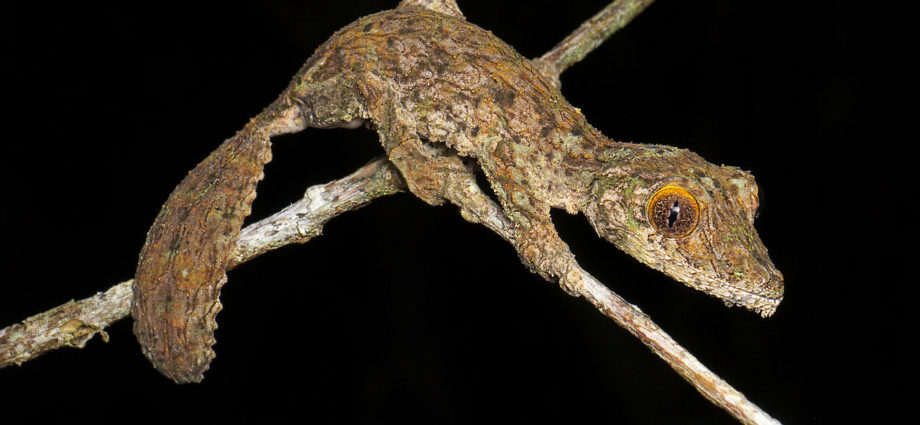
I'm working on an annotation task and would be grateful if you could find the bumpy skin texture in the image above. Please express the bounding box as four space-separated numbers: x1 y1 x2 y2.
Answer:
133 6 783 383
290 8 782 310
586 146 783 314
132 100 302 383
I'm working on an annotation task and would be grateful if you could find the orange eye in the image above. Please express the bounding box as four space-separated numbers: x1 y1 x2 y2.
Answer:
646 185 699 238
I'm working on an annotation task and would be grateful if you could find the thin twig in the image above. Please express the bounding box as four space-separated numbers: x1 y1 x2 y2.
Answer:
228 157 405 268
0 158 405 368
0 2 780 424
576 272 780 425
533 0 655 88
0 280 133 367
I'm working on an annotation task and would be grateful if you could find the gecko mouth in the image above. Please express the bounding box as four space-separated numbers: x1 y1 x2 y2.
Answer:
688 269 784 317
720 273 784 317
734 290 783 317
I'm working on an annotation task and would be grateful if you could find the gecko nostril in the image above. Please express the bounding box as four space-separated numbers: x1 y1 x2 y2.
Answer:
667 201 680 228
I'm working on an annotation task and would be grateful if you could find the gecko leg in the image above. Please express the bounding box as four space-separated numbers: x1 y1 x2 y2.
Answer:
385 130 514 240
477 156 584 295
386 131 582 294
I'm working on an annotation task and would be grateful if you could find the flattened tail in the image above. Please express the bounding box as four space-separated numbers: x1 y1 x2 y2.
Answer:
131 101 303 383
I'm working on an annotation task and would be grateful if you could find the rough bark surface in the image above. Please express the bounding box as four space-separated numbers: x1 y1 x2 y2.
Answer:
2 158 405 370
0 281 132 367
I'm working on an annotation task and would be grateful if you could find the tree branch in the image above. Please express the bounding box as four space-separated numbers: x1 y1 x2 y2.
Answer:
534 0 655 86
576 272 780 425
0 2 781 424
0 157 406 368
228 157 406 269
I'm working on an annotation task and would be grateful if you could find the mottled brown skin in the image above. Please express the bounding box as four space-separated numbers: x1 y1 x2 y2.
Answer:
133 6 783 383
132 101 301 383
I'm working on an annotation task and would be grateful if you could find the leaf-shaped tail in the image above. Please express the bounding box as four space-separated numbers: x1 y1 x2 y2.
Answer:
132 100 302 383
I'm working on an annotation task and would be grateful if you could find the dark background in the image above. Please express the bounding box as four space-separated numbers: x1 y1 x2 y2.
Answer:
0 1 910 423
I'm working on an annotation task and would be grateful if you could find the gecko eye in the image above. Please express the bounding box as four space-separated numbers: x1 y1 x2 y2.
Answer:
647 186 700 238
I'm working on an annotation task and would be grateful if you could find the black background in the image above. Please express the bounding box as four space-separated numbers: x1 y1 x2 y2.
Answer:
0 1 911 423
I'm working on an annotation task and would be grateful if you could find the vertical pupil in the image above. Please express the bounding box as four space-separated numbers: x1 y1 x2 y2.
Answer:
667 200 680 228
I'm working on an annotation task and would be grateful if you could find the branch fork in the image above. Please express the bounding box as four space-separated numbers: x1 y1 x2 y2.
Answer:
0 2 780 424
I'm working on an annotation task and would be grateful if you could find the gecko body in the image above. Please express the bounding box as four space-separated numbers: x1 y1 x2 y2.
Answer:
133 6 783 383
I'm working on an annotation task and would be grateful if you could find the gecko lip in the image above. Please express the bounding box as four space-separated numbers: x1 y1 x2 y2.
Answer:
741 291 782 317
695 270 783 317
730 273 784 317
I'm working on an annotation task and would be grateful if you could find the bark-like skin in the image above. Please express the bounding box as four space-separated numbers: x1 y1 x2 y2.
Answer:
133 6 783 383
289 8 782 308
132 102 302 383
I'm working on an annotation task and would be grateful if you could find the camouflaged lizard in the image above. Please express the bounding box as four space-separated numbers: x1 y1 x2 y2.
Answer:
132 1 784 383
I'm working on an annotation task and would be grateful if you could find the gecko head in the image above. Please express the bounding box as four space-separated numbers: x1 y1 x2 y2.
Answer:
584 145 783 316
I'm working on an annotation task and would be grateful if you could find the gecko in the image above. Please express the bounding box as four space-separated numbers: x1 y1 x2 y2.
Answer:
132 1 784 383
